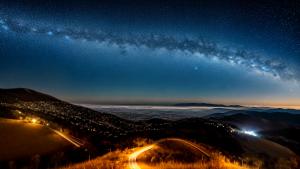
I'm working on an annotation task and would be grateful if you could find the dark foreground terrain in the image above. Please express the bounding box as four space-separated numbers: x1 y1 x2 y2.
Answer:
0 88 299 169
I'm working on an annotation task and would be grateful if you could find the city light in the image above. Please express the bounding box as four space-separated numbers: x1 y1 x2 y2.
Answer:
242 130 258 137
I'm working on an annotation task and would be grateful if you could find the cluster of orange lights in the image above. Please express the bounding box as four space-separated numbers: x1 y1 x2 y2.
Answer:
16 111 44 125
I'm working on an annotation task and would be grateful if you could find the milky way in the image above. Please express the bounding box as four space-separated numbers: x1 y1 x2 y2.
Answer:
0 16 295 81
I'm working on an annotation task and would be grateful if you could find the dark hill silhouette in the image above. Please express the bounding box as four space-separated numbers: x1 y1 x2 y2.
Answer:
261 127 300 154
206 110 300 130
0 88 60 103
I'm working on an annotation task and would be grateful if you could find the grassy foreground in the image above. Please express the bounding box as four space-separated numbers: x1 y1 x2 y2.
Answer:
138 154 258 169
0 118 71 161
61 148 257 169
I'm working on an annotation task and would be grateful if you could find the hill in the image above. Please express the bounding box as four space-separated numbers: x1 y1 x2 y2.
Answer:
60 138 255 169
260 127 300 155
0 88 139 140
0 88 60 103
206 110 300 130
0 118 74 168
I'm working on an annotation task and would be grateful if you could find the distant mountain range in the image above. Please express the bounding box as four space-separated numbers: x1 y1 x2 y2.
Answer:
173 102 244 108
248 107 300 114
174 103 300 115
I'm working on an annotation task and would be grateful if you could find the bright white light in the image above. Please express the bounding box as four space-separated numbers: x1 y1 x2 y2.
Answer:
242 130 258 137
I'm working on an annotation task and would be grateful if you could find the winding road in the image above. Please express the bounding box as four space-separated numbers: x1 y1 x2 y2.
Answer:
128 138 210 169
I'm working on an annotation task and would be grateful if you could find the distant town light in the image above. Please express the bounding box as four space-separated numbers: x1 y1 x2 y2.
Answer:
242 130 258 137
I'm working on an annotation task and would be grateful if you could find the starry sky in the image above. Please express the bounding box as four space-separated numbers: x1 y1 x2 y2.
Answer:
0 0 299 107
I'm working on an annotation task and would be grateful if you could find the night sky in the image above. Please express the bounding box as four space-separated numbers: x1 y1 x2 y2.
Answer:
0 0 299 107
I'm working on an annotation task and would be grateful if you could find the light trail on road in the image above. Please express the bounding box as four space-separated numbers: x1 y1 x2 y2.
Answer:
51 129 83 148
129 145 155 169
128 138 210 169
165 138 210 158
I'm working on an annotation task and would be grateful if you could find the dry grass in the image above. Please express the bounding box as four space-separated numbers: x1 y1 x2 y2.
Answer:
61 148 258 169
139 154 258 169
60 138 299 169
0 118 71 161
61 149 130 169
